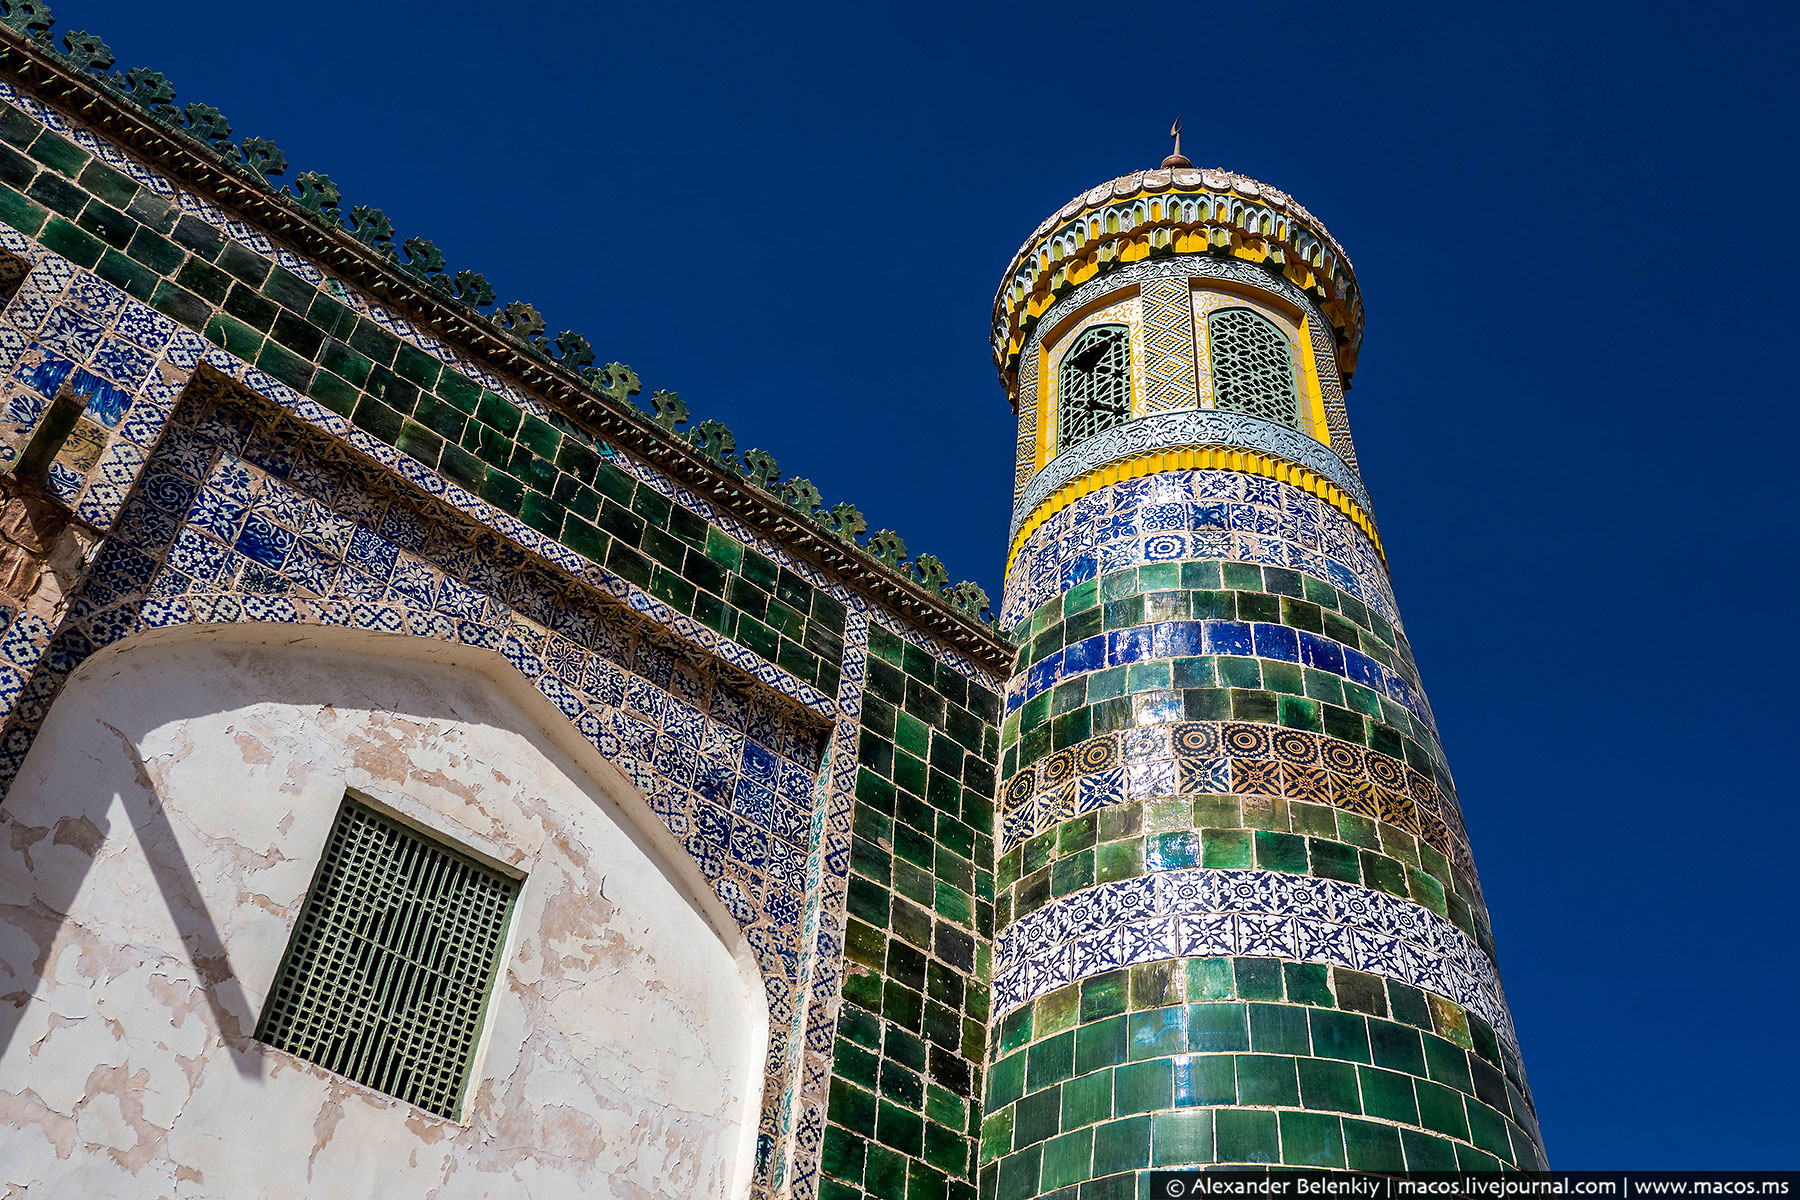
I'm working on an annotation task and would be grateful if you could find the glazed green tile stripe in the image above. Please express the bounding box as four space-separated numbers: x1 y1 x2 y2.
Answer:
828 620 1002 1198
0 98 983 671
1011 561 1418 695
996 722 1473 878
977 961 1539 1172
992 798 1489 964
988 957 1530 1104
982 1065 1538 1172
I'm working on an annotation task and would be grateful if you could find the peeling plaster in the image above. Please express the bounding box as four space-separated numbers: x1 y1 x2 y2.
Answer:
0 630 766 1198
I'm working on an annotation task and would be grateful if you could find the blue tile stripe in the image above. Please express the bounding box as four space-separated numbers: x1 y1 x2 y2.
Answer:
1005 618 1435 733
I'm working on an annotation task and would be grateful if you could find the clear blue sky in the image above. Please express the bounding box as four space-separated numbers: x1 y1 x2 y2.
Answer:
66 0 1797 1166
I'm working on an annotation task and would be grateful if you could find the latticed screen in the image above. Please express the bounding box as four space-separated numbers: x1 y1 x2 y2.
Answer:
1057 324 1132 450
1208 307 1303 429
257 798 519 1119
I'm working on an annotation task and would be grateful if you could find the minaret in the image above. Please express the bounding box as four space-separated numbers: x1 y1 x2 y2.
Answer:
980 153 1545 1185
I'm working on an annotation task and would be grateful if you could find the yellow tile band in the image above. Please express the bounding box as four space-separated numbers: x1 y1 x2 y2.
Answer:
1005 446 1385 579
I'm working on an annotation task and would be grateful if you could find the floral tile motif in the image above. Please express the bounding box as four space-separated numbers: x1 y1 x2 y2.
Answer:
1002 470 1395 630
992 867 1519 1056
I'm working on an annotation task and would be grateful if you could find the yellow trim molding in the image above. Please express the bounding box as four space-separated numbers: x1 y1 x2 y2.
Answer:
1005 446 1385 578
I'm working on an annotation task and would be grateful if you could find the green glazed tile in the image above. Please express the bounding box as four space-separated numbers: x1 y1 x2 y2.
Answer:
1186 1003 1248 1053
1080 971 1130 1022
1401 1129 1460 1170
1343 1118 1407 1171
1309 1008 1372 1063
1358 1065 1420 1124
1214 1107 1279 1164
1297 1056 1363 1114
1184 958 1234 1002
1061 1068 1114 1129
1415 1079 1471 1139
1040 1128 1094 1189
1075 1015 1127 1076
1111 1058 1172 1115
1151 1109 1214 1167
1012 1085 1061 1149
1233 1052 1300 1106
1127 1007 1186 1060
1091 1114 1151 1176
1283 962 1332 1007
1173 1053 1235 1107
1027 1030 1075 1091
1368 1018 1426 1075
995 1145 1042 1200
1279 1111 1347 1168
1201 828 1252 868
1233 958 1283 1001
1247 1003 1310 1055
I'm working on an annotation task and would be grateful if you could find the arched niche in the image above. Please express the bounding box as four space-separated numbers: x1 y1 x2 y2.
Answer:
0 623 767 1199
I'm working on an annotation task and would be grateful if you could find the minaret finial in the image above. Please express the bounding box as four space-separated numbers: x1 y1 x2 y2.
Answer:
1161 116 1191 170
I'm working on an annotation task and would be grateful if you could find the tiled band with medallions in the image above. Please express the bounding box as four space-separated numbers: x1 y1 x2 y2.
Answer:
997 723 1473 876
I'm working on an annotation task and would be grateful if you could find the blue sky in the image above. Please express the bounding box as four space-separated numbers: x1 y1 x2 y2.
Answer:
67 0 1797 1166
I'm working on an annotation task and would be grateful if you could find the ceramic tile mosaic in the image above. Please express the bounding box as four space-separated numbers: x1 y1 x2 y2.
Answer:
0 72 1004 1199
978 955 1540 1184
995 722 1471 873
1000 472 1395 632
991 870 1516 1054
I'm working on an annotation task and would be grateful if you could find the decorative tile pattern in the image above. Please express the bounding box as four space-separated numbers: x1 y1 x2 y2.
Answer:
1138 276 1198 416
1014 342 1039 502
34 370 840 1187
1002 471 1395 631
1011 409 1371 544
1006 618 1433 733
0 171 997 1198
997 723 1467 868
993 869 1516 1054
992 169 1362 403
1020 254 1354 454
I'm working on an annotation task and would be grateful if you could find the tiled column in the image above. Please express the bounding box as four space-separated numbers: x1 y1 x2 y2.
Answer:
980 191 1545 1192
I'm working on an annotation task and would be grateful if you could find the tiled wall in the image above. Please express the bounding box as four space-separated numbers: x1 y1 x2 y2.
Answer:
0 70 1004 1200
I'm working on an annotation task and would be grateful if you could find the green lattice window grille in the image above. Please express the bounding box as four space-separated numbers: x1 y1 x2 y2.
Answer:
1056 323 1133 451
1208 307 1303 430
256 797 520 1119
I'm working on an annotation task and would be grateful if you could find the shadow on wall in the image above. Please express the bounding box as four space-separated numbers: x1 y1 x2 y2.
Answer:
0 622 761 1100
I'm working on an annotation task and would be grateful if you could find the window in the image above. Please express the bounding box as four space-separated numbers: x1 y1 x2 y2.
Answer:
1207 307 1302 430
1056 323 1132 450
257 798 520 1119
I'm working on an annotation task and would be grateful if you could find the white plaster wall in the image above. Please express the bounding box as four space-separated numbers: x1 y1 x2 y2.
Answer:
0 627 767 1199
